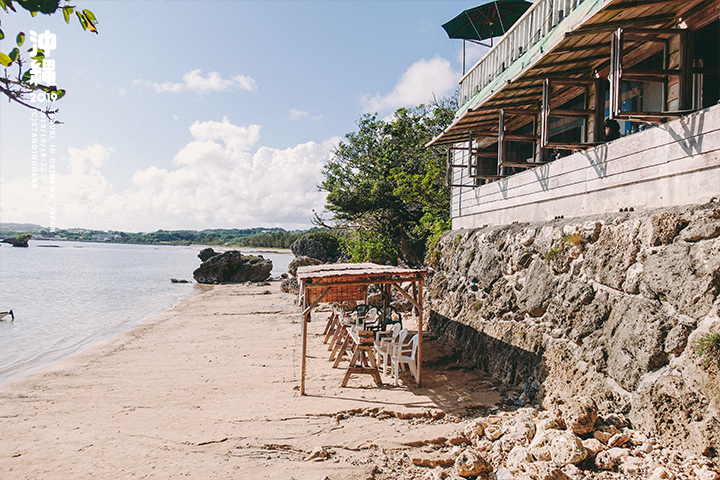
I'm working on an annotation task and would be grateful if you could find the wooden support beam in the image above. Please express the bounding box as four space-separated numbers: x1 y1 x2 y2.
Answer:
604 0 680 11
467 131 500 138
301 286 332 317
500 160 540 168
503 134 540 142
552 42 610 54
623 69 681 77
468 175 504 180
547 109 594 118
500 108 541 115
390 282 422 312
513 68 596 84
537 54 610 68
566 15 676 37
544 142 599 150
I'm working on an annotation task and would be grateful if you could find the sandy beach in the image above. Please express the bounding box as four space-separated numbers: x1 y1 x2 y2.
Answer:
0 281 499 479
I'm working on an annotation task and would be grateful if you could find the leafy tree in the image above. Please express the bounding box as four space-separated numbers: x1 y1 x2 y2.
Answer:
0 0 98 119
320 97 456 265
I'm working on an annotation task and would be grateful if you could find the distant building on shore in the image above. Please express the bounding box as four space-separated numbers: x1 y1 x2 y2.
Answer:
93 233 121 242
432 0 720 229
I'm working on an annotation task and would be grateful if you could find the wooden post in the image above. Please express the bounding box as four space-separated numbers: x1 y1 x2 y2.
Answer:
594 78 605 143
417 279 424 388
678 29 694 111
300 286 309 395
412 280 420 312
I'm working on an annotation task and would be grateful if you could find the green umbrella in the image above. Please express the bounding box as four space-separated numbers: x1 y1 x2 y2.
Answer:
442 0 533 42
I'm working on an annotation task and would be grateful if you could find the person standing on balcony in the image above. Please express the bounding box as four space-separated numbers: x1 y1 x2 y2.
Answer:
604 118 621 141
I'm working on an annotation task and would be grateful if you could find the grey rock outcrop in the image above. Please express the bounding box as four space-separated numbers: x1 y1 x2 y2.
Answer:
198 247 220 262
193 250 272 284
290 236 329 262
288 255 323 277
280 277 299 295
427 203 720 457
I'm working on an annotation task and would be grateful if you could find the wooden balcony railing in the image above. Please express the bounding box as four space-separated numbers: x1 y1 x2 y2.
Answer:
459 0 597 108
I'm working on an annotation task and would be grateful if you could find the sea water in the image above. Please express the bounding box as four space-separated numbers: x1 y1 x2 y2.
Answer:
0 240 293 384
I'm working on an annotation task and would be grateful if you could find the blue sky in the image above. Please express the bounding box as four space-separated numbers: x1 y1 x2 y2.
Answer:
0 0 486 232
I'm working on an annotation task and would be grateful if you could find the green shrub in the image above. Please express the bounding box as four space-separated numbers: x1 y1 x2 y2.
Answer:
693 331 720 369
562 233 586 248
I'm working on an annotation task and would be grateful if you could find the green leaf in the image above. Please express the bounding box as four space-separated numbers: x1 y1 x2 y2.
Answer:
30 48 45 61
83 8 97 23
0 28 4 41
0 1 7 13
82 10 98 33
16 32 25 47
62 6 71 23
21 69 32 82
9 48 19 62
0 52 12 67
75 10 88 30
53 89 66 101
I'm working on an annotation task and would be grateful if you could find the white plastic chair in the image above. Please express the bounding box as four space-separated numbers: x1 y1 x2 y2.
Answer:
375 323 402 376
391 331 418 387
358 307 378 330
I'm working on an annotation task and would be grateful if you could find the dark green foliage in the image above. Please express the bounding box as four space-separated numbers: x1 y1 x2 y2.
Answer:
320 98 455 265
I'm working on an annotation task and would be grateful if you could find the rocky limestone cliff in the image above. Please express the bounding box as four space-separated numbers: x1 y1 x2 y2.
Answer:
426 202 720 458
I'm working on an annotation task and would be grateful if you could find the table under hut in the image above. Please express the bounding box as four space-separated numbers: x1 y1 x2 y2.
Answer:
296 263 427 395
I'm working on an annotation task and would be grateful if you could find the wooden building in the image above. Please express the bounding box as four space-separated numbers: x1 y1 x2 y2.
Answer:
432 0 720 229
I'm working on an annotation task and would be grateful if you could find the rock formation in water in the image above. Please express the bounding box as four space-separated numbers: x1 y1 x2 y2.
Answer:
1 234 31 247
193 249 272 284
427 202 720 457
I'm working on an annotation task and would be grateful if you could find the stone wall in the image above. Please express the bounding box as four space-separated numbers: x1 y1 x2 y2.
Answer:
426 202 720 457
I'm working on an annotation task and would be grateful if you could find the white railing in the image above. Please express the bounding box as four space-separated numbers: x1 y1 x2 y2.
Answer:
459 0 588 107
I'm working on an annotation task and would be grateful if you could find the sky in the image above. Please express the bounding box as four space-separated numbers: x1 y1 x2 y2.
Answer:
0 0 487 233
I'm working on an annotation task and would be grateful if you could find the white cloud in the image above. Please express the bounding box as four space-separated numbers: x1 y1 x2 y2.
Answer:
289 109 309 120
134 69 257 94
459 42 489 72
0 144 113 229
185 116 261 154
289 109 323 121
0 121 334 232
361 57 460 113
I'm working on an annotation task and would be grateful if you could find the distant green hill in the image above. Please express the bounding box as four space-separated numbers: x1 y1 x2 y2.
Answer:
0 223 45 234
0 224 332 249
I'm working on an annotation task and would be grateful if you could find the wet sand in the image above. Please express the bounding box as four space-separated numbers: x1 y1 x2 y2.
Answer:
0 282 500 479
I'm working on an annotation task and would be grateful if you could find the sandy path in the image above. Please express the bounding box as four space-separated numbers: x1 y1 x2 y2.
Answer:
0 282 500 479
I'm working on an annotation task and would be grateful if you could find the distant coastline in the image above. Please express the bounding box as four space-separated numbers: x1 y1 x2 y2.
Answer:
0 223 312 250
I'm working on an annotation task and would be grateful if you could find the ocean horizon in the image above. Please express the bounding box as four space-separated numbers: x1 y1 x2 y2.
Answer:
0 240 293 384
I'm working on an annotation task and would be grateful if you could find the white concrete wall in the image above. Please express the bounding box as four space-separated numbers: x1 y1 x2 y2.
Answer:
451 104 720 229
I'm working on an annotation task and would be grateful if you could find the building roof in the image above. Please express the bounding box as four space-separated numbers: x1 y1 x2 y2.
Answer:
297 263 427 304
